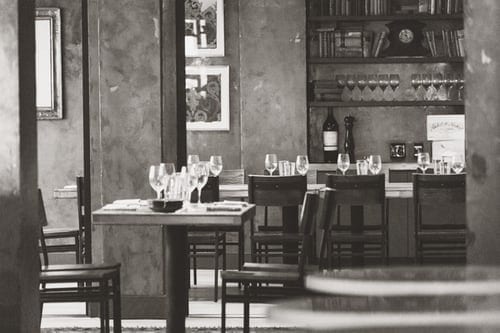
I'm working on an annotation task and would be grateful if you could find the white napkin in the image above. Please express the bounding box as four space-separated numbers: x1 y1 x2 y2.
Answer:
102 203 137 211
113 199 141 205
214 200 248 207
206 205 242 212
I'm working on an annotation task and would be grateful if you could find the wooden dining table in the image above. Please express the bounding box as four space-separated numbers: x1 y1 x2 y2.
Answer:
92 204 256 333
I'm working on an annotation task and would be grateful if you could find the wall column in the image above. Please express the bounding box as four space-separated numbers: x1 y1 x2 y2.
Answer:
0 0 39 331
465 1 500 264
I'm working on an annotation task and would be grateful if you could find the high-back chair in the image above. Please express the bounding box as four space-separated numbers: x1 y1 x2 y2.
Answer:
248 175 307 263
325 174 387 268
187 176 226 301
413 174 466 264
39 194 121 333
221 189 336 333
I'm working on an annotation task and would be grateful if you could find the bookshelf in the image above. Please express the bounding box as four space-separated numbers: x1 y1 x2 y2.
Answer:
306 0 465 164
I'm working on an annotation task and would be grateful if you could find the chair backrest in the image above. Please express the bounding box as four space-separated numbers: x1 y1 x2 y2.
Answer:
413 174 465 230
191 176 220 203
297 192 319 277
38 189 49 266
76 176 85 233
248 175 307 207
219 169 245 185
326 174 385 206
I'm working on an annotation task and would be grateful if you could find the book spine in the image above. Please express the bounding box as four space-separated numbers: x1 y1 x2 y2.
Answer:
373 31 386 57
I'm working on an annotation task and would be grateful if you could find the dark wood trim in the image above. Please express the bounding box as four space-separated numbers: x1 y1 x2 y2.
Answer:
309 101 465 107
308 57 464 64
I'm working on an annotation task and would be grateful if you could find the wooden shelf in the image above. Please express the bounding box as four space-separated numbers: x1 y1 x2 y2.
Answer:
308 14 464 22
308 57 464 64
309 100 464 107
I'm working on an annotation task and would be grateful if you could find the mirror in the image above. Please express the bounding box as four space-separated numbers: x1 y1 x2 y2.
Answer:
36 8 62 120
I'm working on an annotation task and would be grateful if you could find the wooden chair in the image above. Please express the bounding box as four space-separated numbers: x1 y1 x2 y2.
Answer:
413 174 467 264
39 200 121 333
325 174 388 268
188 176 226 301
219 168 245 185
221 189 336 333
40 185 82 264
248 175 307 263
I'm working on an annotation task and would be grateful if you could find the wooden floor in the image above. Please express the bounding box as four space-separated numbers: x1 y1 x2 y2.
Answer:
41 269 291 330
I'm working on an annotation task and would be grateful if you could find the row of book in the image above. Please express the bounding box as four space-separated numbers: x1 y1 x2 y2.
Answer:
418 0 463 15
311 80 343 101
424 29 464 57
316 28 387 58
311 0 391 16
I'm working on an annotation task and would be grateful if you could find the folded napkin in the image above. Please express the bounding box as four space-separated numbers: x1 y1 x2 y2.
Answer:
206 205 242 212
113 199 141 205
102 203 137 211
213 200 248 207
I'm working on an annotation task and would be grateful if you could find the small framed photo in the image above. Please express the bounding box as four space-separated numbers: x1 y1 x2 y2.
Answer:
186 65 229 131
185 0 225 57
426 115 465 141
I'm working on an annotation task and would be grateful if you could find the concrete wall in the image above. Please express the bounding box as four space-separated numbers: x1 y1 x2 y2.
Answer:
36 0 84 265
0 0 40 331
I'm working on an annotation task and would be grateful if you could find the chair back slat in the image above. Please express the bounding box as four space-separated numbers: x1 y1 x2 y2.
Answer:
248 175 307 207
191 176 220 203
326 174 385 206
317 189 337 269
297 192 319 276
76 176 85 233
414 174 465 206
38 189 49 266
219 169 245 185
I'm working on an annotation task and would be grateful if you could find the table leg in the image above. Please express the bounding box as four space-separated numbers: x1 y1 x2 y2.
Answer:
351 205 364 266
238 226 244 270
282 206 299 265
164 226 188 333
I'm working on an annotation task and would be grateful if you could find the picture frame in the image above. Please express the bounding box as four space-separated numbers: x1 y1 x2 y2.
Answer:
185 0 225 57
426 115 465 141
186 65 229 131
36 8 63 120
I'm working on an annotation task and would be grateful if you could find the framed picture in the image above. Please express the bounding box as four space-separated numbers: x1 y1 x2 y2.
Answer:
186 66 229 131
36 8 63 120
185 0 225 57
426 115 465 141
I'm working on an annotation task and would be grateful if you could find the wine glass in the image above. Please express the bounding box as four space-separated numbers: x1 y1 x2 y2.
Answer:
389 74 400 100
187 154 200 169
452 155 465 174
209 155 223 176
429 72 442 101
194 162 209 205
187 165 199 206
337 153 350 176
357 74 370 101
457 73 465 101
346 74 356 101
162 163 176 199
411 73 424 101
417 152 431 174
335 74 348 102
265 154 278 175
296 155 309 176
367 74 378 101
422 73 432 100
443 72 454 100
352 74 363 101
149 164 166 199
368 155 382 175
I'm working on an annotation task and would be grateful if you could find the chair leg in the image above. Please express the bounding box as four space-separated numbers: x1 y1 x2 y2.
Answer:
102 280 110 333
192 244 197 285
243 282 250 333
113 274 122 333
214 236 219 302
100 300 105 333
222 235 227 271
221 280 226 333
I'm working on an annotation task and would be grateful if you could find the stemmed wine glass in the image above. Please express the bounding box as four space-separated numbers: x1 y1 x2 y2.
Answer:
265 154 278 175
352 74 363 101
209 155 223 177
422 73 432 100
346 74 356 101
368 155 382 175
149 164 166 199
194 162 209 206
296 155 309 176
367 74 378 101
389 74 400 101
162 163 176 199
443 72 454 101
187 165 199 206
357 74 370 102
337 153 350 176
417 152 431 174
411 74 424 101
187 154 200 169
457 73 465 101
335 74 348 102
452 155 465 174
429 73 442 101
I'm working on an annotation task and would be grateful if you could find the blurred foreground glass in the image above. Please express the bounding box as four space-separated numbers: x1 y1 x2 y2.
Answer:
368 155 382 175
417 153 431 174
356 159 368 175
149 164 166 199
187 154 200 169
162 163 176 199
337 153 350 175
194 162 209 205
279 160 291 176
265 154 278 175
452 155 465 174
296 155 309 176
209 155 223 176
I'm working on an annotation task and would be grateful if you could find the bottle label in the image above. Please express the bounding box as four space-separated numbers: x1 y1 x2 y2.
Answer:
323 131 338 151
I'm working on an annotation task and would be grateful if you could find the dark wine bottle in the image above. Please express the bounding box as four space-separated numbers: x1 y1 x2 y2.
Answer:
344 115 355 162
323 108 338 163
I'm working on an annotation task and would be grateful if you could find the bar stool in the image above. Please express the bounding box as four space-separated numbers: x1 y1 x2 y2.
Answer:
413 173 466 264
248 175 307 264
188 176 226 301
325 174 387 268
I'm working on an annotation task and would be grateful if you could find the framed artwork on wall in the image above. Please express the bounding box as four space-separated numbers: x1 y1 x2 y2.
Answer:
185 0 225 57
36 8 63 120
186 65 229 131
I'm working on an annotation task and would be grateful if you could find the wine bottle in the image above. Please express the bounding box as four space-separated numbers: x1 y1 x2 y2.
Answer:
323 108 338 163
344 115 355 162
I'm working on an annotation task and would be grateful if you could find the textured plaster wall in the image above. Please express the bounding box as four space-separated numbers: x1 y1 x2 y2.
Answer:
0 0 39 331
36 0 84 251
465 0 500 264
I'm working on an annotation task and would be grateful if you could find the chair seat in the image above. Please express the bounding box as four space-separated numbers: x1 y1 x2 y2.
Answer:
417 229 466 241
330 231 384 243
43 227 79 238
221 270 300 283
41 263 120 272
40 267 118 283
188 232 225 244
257 225 283 232
252 232 303 243
243 262 318 272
